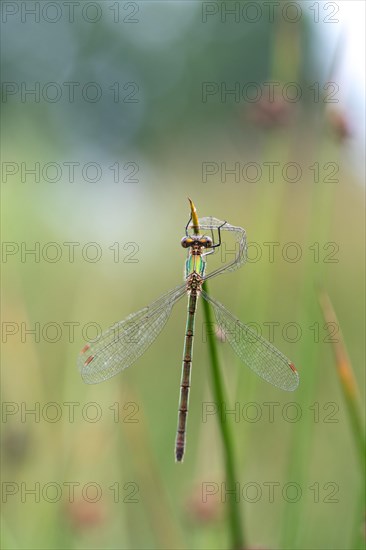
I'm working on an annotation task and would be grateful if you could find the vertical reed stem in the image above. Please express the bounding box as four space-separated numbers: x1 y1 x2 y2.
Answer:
202 281 246 550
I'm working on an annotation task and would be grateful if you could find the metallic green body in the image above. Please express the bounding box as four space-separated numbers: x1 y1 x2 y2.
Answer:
176 248 207 461
185 253 206 278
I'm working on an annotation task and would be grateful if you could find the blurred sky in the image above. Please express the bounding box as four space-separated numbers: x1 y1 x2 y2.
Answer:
324 1 365 177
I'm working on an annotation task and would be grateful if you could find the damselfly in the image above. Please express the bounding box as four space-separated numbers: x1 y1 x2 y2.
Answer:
78 199 299 462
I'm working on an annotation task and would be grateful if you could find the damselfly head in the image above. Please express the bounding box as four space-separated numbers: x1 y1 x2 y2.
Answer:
181 235 213 249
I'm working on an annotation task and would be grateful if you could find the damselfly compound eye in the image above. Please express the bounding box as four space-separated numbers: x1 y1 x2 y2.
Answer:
181 237 193 248
199 236 213 248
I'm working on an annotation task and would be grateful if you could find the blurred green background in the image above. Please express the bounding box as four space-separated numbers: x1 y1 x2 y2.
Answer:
1 1 365 549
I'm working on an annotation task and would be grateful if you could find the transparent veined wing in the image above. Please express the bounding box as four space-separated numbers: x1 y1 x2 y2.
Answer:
195 217 247 281
201 290 299 391
78 283 187 384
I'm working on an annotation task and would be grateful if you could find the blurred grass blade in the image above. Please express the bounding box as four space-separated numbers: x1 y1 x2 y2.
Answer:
318 288 365 467
318 289 365 550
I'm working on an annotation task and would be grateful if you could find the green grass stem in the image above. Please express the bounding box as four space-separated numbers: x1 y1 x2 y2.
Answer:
202 281 246 550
